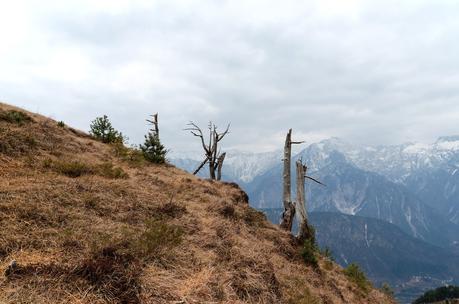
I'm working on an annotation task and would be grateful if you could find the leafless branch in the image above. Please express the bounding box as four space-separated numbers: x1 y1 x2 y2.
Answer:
193 158 209 175
185 121 230 180
185 122 210 154
305 175 326 187
291 141 305 145
216 123 230 142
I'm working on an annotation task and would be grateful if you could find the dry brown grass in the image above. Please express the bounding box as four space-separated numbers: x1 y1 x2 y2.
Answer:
0 102 395 304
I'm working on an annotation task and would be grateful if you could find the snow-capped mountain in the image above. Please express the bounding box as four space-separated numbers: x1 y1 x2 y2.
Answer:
170 149 281 184
303 136 459 224
290 136 459 223
343 136 459 183
222 150 281 183
246 148 459 247
172 136 459 246
279 136 459 183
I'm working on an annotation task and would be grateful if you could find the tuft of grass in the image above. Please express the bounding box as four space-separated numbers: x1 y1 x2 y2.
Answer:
301 239 318 268
0 128 37 156
45 159 128 179
131 219 183 260
54 160 92 178
112 142 146 167
222 181 250 204
0 110 33 125
243 208 266 227
216 203 267 228
344 263 371 293
82 193 100 210
219 204 236 219
76 246 141 304
154 201 187 219
229 257 282 302
60 228 83 250
57 121 65 128
286 279 322 304
96 162 129 179
323 259 334 271
88 219 184 262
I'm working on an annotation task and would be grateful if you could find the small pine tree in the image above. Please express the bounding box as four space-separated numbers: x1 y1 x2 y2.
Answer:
381 282 394 298
301 239 318 268
89 115 123 144
140 132 167 164
344 263 371 292
322 246 334 260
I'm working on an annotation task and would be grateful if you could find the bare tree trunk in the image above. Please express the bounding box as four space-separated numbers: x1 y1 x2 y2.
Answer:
280 129 295 231
283 129 292 208
209 161 216 179
280 203 296 231
147 113 159 138
153 113 159 137
296 161 312 243
280 129 305 231
216 152 226 181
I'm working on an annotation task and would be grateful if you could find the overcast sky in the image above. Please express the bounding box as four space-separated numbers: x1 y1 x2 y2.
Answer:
1 0 459 153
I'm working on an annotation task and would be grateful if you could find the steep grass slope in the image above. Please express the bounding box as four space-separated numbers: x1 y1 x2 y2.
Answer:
0 103 394 304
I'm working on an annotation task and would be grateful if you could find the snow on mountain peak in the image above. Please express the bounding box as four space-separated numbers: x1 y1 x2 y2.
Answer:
435 140 459 151
403 143 430 154
172 135 459 186
223 149 281 183
436 135 459 143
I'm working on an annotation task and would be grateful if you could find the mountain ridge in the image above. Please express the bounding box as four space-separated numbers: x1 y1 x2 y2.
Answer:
245 147 459 248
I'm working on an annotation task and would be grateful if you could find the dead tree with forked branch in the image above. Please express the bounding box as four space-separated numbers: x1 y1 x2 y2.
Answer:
185 121 230 180
295 160 325 243
280 129 304 231
146 113 159 138
279 129 325 239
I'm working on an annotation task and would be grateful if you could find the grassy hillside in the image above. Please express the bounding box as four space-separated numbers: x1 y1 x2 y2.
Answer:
0 103 395 303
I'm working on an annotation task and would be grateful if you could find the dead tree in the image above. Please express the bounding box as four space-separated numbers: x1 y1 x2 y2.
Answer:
146 113 159 137
185 121 230 180
296 161 308 240
216 152 226 181
296 160 325 243
280 129 304 231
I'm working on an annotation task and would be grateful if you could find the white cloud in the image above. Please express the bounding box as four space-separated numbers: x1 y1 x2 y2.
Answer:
1 0 459 153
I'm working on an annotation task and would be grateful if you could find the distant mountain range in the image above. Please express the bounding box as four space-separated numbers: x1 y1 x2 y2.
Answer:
170 149 280 184
172 136 459 302
172 136 459 247
246 145 459 248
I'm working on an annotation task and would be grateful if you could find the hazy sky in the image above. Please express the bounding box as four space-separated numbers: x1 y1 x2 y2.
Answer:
2 0 459 153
